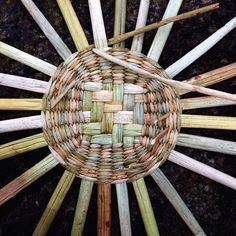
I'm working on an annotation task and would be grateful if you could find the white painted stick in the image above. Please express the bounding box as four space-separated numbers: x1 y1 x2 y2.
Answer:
131 0 150 52
165 17 236 78
148 0 183 61
21 0 71 60
0 115 42 133
88 0 108 48
0 73 47 93
169 150 236 190
177 133 236 156
0 42 57 76
116 183 132 236
151 168 206 236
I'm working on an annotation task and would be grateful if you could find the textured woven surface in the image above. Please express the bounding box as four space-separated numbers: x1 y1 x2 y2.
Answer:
42 47 181 183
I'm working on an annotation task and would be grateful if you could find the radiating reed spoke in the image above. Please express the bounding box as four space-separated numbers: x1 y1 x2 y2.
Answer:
177 133 236 156
33 170 75 236
0 42 57 76
71 180 94 236
165 17 236 78
0 155 58 205
133 178 160 236
0 99 42 111
131 0 150 52
0 73 47 93
0 133 46 160
151 168 206 236
169 150 236 190
181 114 236 130
148 0 183 61
21 0 71 60
0 115 42 133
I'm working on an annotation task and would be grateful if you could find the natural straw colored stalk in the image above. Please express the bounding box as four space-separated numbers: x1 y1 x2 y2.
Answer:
0 99 42 110
97 184 111 236
166 16 236 78
181 95 236 110
0 133 46 160
56 0 88 51
181 114 236 130
131 0 150 52
21 0 71 60
180 62 236 95
177 133 236 156
107 3 219 46
0 73 47 93
148 0 183 61
113 0 127 48
151 168 206 236
71 180 94 236
88 0 108 48
0 155 58 205
93 48 236 102
116 183 132 236
0 115 42 133
0 42 57 76
133 178 160 236
169 150 236 190
33 170 75 236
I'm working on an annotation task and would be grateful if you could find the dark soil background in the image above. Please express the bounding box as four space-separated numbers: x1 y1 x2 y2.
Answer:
0 0 236 235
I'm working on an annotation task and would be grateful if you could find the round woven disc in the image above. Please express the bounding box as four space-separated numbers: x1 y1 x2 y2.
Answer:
42 47 181 183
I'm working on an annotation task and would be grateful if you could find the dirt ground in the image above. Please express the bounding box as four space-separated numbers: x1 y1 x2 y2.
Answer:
0 0 236 235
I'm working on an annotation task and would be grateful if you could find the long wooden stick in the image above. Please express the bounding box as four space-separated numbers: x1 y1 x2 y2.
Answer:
0 42 57 76
166 16 236 78
177 133 236 156
148 0 183 61
71 180 94 236
181 114 236 130
93 48 236 102
21 0 71 60
0 99 42 110
0 155 58 206
169 150 236 190
56 0 88 51
33 170 75 236
0 73 47 93
151 168 206 236
108 3 219 46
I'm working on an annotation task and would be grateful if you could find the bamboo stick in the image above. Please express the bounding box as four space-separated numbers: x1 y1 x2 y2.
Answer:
56 0 89 51
113 0 127 48
115 183 132 236
169 150 236 190
0 133 46 160
107 3 219 46
0 73 47 93
97 184 111 236
148 0 183 61
133 178 160 236
0 99 42 110
21 0 71 60
71 180 94 236
0 155 58 205
177 133 236 156
33 170 75 236
131 0 150 52
0 115 42 133
88 0 108 49
151 168 206 236
93 49 236 102
165 16 236 78
181 114 236 130
180 62 236 95
0 42 57 76
181 95 236 110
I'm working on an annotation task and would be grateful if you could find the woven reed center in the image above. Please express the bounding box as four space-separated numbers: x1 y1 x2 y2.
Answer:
42 47 181 183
